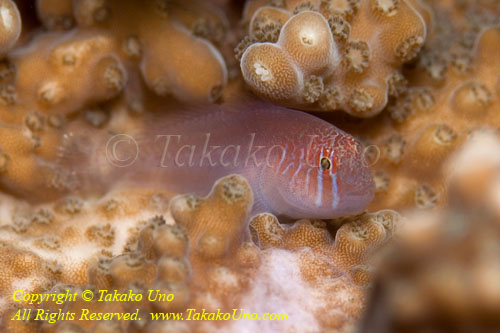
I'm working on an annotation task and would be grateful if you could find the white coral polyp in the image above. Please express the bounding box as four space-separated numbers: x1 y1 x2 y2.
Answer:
299 28 317 46
253 62 273 82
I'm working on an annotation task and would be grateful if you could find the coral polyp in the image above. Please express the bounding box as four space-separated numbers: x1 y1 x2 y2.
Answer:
0 174 399 332
0 0 20 53
238 0 429 116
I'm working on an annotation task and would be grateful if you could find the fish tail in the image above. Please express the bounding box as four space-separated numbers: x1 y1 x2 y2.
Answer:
55 124 127 195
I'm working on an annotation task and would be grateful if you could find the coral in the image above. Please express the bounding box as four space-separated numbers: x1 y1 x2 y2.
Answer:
36 0 74 30
71 0 229 103
10 30 126 115
238 0 430 116
0 0 233 201
14 0 230 110
360 131 500 332
169 174 253 262
0 0 21 54
340 8 500 212
0 175 399 332
250 210 400 286
0 187 170 315
2 1 500 332
0 110 70 200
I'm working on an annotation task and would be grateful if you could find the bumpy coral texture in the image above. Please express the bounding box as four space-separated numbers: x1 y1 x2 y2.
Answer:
0 175 400 332
0 0 231 202
237 0 430 116
1 1 500 332
330 2 500 213
0 0 21 53
360 131 500 332
0 188 170 315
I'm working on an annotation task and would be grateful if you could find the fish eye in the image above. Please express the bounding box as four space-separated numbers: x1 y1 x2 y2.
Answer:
320 157 331 170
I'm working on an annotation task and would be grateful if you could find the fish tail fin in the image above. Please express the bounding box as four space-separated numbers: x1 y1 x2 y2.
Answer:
55 124 126 195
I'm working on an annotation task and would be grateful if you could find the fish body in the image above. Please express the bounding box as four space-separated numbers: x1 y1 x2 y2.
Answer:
61 102 374 219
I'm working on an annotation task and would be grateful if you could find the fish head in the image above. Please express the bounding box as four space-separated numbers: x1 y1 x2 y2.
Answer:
270 129 374 219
